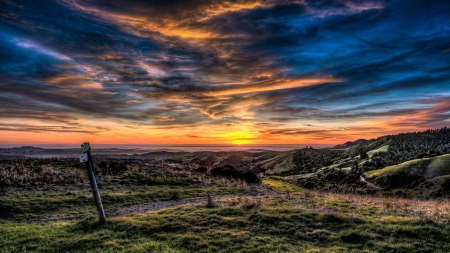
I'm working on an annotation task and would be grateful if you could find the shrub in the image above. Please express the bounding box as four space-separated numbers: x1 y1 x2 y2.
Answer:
210 165 261 184
98 161 108 170
359 151 368 159
242 198 261 210
221 166 240 178
210 167 223 176
340 230 368 243
317 168 347 182
104 162 127 175
196 166 207 173
242 171 261 184
170 191 181 200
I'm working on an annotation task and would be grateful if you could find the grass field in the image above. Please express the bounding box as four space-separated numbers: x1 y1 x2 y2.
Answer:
1 177 450 253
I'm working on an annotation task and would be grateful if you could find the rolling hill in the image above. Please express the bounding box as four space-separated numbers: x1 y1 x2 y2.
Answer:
364 154 450 196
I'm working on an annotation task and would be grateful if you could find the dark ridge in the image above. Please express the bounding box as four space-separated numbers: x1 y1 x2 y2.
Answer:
334 139 369 149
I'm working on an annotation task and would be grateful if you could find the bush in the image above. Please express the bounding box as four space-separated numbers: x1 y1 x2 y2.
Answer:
221 166 240 178
317 168 347 182
210 165 261 184
98 161 108 170
359 151 368 159
103 162 127 175
242 171 261 184
210 167 223 176
242 198 261 210
196 167 207 173
340 230 368 243
170 191 181 200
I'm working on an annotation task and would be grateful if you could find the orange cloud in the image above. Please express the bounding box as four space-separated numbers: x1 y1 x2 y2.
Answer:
207 77 342 96
60 0 271 40
46 74 103 89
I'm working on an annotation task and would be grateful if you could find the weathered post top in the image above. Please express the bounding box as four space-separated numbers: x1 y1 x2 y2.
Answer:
81 142 90 153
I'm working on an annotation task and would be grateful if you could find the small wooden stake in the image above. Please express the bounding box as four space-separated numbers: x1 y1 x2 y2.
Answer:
80 142 106 224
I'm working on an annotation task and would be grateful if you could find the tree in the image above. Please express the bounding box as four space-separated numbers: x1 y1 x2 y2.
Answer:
359 151 368 160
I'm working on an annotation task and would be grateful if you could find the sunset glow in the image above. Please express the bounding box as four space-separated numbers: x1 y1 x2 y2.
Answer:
1 0 450 146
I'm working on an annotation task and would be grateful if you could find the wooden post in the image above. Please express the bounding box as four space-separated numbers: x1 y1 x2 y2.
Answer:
80 142 106 224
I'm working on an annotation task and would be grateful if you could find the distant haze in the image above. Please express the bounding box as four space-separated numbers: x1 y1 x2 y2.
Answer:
0 144 333 152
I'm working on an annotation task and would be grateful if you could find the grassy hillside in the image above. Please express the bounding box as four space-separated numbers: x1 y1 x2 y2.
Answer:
366 145 389 158
253 127 450 181
365 154 450 179
362 154 450 195
258 151 295 175
346 127 450 172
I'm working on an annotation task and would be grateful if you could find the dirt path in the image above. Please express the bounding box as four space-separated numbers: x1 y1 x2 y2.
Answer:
23 192 267 223
107 196 206 217
108 192 267 217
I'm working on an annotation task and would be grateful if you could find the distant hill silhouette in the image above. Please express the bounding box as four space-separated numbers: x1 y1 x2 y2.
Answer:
333 139 370 148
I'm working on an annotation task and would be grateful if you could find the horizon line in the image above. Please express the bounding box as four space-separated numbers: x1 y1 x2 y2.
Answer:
0 143 336 148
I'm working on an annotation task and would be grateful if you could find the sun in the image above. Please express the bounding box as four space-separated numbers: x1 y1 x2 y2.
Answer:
223 130 252 145
232 139 249 145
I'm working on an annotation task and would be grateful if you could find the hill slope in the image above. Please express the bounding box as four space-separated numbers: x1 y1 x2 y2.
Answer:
364 154 450 196
258 150 295 175
365 154 450 180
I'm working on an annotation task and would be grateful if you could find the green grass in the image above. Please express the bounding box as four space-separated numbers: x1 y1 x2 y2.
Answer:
427 155 450 178
262 178 304 193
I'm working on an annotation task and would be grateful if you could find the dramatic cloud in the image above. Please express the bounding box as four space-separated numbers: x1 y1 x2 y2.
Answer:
1 0 450 145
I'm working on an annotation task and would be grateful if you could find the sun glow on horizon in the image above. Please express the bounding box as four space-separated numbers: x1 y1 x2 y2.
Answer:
223 129 253 145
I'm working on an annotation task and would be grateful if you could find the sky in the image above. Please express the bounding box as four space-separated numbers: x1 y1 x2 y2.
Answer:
1 0 450 146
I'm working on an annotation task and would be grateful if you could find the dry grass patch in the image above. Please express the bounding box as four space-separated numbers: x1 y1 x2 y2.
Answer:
296 191 450 224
